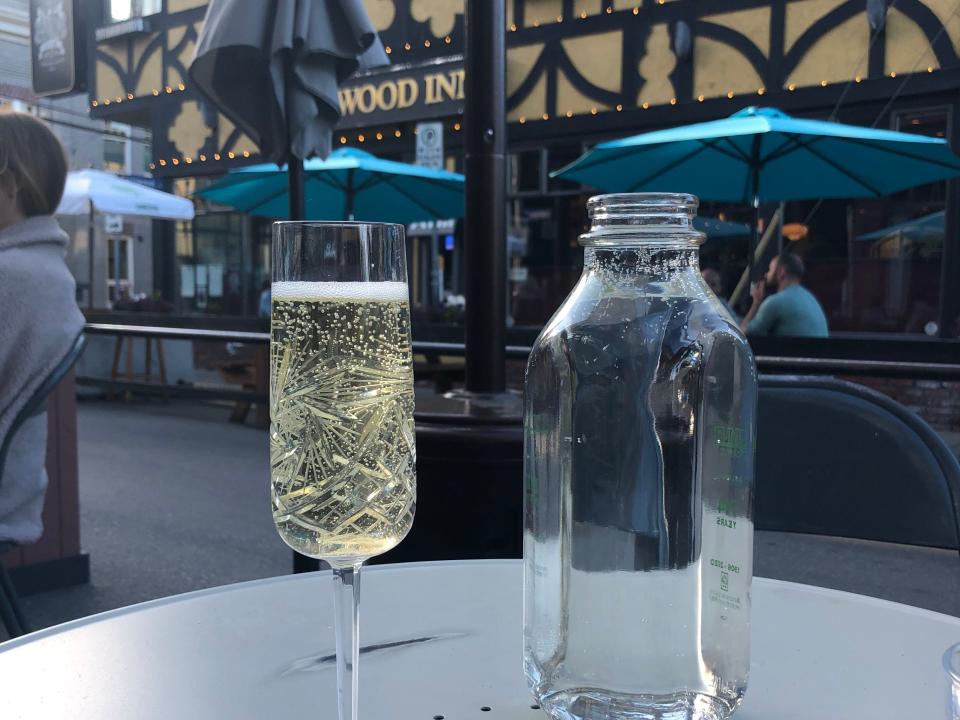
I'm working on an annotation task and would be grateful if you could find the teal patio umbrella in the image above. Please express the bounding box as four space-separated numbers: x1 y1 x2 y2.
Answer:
554 106 960 271
554 106 960 202
694 216 750 238
857 210 945 242
196 146 464 223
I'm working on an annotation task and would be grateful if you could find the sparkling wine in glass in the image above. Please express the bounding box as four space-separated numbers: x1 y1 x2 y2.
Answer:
270 222 416 720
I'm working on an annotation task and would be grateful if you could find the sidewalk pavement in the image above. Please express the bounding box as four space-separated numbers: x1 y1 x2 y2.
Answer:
21 399 289 632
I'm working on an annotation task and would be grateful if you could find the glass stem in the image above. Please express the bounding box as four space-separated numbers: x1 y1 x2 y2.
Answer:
332 562 362 720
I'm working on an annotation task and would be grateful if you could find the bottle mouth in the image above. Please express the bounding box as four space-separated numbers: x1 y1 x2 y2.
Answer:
581 192 704 246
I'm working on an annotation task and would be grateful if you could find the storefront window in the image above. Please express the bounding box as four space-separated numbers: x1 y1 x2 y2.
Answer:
174 213 253 315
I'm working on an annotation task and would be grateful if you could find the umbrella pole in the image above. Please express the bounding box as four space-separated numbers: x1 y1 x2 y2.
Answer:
345 169 355 220
284 48 305 222
288 158 305 220
463 0 506 393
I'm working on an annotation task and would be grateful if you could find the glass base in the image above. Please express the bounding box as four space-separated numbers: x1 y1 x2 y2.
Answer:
537 687 741 720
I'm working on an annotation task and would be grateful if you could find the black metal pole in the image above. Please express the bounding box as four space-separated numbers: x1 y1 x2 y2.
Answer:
288 159 305 220
463 0 506 393
285 49 305 222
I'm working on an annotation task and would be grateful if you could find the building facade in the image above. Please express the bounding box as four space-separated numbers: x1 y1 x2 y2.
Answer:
4 0 156 310
82 0 960 341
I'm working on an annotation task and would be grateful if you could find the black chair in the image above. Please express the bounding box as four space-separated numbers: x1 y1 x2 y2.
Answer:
756 375 960 551
0 333 86 638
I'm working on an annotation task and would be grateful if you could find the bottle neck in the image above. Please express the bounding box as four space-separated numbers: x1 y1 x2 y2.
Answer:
581 194 703 278
583 245 700 277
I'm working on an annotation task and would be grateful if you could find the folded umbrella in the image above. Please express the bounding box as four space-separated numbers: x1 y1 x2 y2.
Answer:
189 0 386 164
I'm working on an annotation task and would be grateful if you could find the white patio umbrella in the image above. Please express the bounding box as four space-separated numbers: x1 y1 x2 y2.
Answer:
57 169 195 219
56 169 195 308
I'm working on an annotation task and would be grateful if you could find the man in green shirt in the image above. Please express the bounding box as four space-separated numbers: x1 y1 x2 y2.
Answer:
741 251 828 337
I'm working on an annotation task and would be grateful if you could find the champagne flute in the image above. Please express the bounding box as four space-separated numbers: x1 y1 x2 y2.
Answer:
270 222 416 720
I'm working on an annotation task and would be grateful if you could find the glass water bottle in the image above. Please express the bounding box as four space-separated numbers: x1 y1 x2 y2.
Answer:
523 194 757 720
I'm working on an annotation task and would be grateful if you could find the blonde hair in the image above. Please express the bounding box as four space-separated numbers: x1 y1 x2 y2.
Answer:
0 111 67 217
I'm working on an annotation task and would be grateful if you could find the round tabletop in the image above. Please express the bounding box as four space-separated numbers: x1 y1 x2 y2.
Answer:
1 560 957 719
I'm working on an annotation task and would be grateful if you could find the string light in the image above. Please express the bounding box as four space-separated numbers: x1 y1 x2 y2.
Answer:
580 11 587 18
533 20 540 27
213 153 221 160
556 15 562 22
357 134 365 142
670 97 677 105
444 36 452 44
606 6 613 12
889 71 897 78
116 96 123 103
565 110 573 117
642 102 649 109
376 131 383 140
126 92 134 99
103 99 110 105
927 66 934 73
404 42 411 50
633 7 640 14
394 129 401 138
616 104 623 112
424 39 430 47
242 150 250 157
227 151 235 158
509 23 517 31
152 89 160 96
757 87 766 95
91 100 98 107
726 91 734 99
519 116 526 124
385 46 392 54
171 158 179 165
542 113 549 120
788 83 797 91
453 122 461 130
184 157 192 164
697 94 704 102
199 154 206 161
158 159 166 166
149 163 156 170
590 107 598 115
854 75 862 83
340 135 347 144
165 86 172 93
820 79 828 87
178 83 185 91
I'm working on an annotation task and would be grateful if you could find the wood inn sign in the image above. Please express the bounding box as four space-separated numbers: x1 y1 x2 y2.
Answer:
85 0 960 177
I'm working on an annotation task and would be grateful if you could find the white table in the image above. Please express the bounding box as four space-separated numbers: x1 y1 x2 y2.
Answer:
1 560 957 719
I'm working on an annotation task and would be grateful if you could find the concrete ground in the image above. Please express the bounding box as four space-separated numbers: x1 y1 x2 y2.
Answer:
21 399 289 632
11 399 960 638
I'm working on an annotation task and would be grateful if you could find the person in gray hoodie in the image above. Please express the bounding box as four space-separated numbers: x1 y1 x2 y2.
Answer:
0 112 84 544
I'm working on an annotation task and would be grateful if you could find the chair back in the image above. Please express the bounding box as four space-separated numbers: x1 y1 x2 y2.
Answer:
756 375 960 549
0 333 86 488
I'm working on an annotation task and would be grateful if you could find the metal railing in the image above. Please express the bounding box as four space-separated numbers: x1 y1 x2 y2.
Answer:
78 323 960 404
